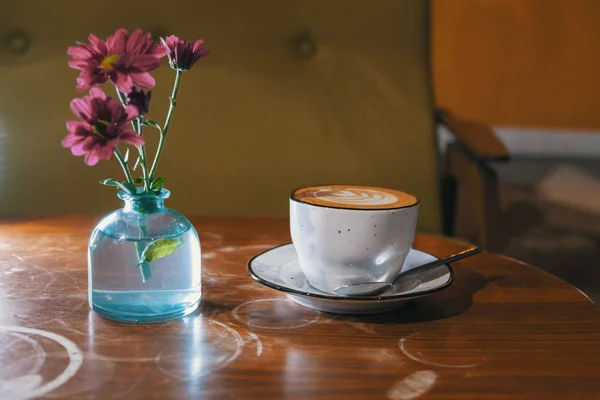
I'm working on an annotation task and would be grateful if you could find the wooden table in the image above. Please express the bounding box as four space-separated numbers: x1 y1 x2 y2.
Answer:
0 216 599 399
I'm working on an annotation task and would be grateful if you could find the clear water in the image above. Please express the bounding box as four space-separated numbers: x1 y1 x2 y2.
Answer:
89 227 201 323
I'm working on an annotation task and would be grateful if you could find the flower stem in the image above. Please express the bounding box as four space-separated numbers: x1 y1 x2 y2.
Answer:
134 118 150 192
113 90 151 282
136 224 152 282
114 148 134 186
114 89 150 192
115 90 127 107
148 69 183 180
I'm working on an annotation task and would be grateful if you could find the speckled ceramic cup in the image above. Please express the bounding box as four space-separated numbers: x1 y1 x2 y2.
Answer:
290 185 420 294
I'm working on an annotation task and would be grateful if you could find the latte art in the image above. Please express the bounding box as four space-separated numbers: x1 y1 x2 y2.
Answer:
316 189 399 206
292 185 418 209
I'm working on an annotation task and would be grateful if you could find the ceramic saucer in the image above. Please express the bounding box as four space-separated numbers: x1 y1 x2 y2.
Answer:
247 244 453 314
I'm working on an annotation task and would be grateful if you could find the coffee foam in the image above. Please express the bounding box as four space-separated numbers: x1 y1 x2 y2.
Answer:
292 185 418 209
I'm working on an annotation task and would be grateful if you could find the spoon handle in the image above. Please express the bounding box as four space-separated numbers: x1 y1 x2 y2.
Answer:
390 246 482 285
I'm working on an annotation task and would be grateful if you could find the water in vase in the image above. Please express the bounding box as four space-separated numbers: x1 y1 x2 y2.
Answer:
89 224 201 323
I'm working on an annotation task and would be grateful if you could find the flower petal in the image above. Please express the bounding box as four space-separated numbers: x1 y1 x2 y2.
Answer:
88 87 107 100
67 45 92 59
131 55 161 71
90 98 109 119
126 29 144 52
61 134 83 148
76 77 91 91
123 104 139 121
88 33 102 46
68 59 90 70
117 52 134 68
89 34 108 55
192 40 205 52
71 137 93 156
84 151 100 166
151 42 167 58
66 120 87 133
107 28 128 54
160 37 171 54
130 72 155 89
165 35 180 47
97 142 116 160
120 131 145 146
76 69 109 91
114 73 134 93
70 98 92 120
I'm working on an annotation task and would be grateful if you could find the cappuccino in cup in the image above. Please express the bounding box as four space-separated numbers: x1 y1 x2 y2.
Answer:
290 185 419 294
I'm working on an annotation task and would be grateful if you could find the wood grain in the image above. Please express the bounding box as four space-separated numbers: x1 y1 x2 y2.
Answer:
0 216 598 399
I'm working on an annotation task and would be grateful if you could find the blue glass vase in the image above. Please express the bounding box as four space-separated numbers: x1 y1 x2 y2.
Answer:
88 189 201 323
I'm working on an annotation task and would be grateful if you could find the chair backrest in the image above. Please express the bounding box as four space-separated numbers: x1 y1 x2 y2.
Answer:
0 0 440 232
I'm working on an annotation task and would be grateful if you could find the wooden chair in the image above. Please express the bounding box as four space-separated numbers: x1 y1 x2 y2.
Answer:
436 110 509 251
0 0 508 250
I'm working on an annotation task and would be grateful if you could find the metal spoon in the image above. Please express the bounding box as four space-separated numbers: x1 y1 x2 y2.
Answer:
333 246 482 297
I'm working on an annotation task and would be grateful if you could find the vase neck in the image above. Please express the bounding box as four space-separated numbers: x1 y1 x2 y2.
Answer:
119 189 171 214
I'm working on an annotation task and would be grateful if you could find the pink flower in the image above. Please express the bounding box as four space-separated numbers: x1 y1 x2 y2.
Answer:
161 35 209 70
68 29 167 93
62 88 144 166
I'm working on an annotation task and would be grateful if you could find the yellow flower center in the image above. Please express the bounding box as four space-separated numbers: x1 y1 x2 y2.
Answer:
101 55 120 71
92 120 110 138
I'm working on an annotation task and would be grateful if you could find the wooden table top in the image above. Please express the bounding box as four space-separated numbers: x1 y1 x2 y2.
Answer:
0 216 599 399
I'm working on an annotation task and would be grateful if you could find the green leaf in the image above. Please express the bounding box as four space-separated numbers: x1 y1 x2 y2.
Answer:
143 120 162 132
99 178 119 187
151 176 165 191
99 179 136 194
123 148 130 163
132 155 141 171
133 177 145 184
138 237 184 266
122 182 136 194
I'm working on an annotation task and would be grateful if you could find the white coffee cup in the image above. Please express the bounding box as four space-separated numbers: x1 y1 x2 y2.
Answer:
290 185 420 294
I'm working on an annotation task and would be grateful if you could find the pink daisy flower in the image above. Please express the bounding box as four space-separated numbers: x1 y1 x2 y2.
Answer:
62 88 144 166
68 29 167 93
161 35 209 71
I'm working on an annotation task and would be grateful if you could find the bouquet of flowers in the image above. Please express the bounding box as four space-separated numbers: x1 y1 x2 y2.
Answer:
63 28 209 194
63 29 209 286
